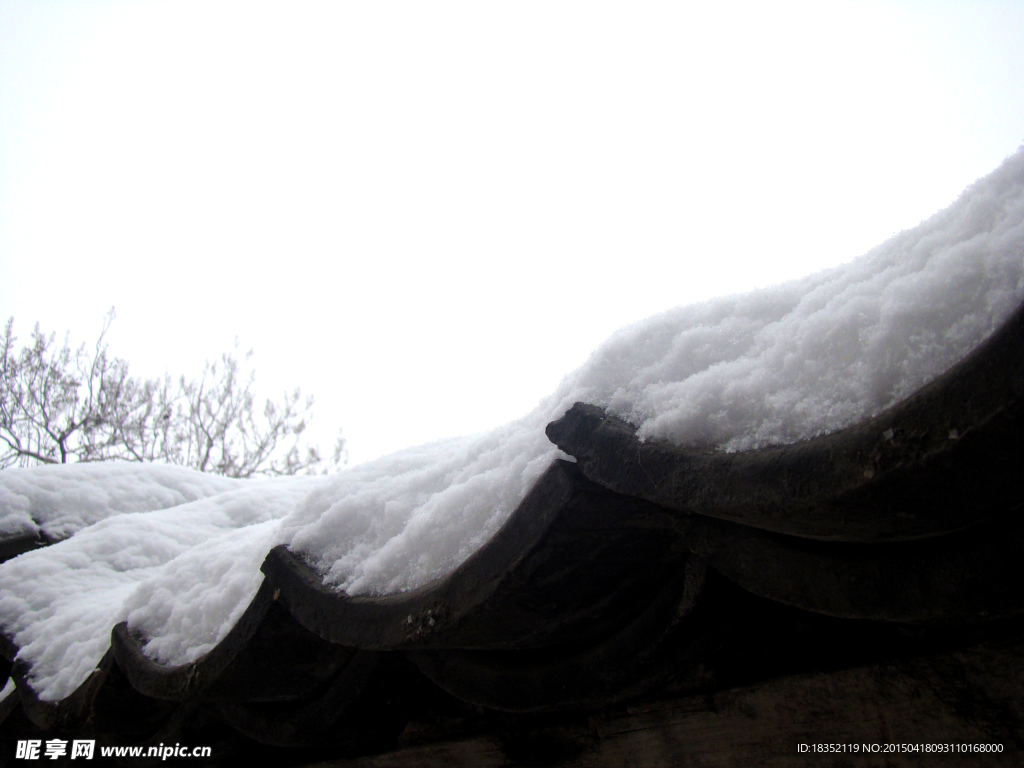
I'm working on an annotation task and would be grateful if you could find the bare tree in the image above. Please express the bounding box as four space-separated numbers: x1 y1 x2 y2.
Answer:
0 311 345 476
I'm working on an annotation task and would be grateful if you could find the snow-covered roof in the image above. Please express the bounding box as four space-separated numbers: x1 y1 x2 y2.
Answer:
1 146 1023 713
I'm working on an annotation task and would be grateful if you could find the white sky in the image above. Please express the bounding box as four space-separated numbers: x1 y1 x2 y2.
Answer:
1 1 1023 466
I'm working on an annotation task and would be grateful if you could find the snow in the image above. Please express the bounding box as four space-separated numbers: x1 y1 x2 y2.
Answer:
0 461 241 540
582 176 1024 451
1 146 1023 703
0 476 322 700
281 421 558 595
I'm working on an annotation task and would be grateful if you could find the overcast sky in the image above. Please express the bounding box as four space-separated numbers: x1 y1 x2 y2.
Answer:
2 1 1023 466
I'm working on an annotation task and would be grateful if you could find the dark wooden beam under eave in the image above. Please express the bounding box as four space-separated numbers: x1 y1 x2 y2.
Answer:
299 636 1024 768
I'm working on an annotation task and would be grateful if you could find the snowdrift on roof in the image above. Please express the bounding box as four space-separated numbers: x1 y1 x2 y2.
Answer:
0 461 241 540
0 475 321 700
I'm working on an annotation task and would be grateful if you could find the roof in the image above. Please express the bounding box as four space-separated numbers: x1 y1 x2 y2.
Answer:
3 296 1024 761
